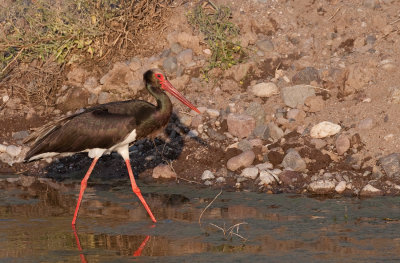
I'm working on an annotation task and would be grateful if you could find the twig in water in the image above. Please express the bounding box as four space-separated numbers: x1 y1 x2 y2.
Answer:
209 222 248 242
198 189 222 226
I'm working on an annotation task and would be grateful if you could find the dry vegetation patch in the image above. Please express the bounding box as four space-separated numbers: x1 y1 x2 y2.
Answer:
0 0 174 108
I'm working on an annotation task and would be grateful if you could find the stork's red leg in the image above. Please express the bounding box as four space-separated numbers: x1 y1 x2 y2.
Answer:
72 225 88 263
125 159 157 223
72 157 99 225
133 235 150 256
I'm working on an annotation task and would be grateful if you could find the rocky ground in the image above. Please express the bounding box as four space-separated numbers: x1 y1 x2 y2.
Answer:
1 0 400 197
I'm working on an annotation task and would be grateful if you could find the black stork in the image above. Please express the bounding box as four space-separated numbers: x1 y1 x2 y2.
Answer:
24 69 200 225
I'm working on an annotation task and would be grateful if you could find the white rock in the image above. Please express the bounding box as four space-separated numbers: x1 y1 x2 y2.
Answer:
310 121 341 138
308 180 335 194
6 145 22 157
360 184 381 195
204 180 213 186
187 130 199 138
206 109 220 118
201 170 215 180
256 162 274 171
203 49 212 55
216 177 226 183
335 181 347 194
0 144 7 153
241 167 259 180
2 95 9 103
259 170 276 185
250 82 279 98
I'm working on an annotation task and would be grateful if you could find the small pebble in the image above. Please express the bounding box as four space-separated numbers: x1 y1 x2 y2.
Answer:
206 109 220 118
227 150 256 171
357 118 374 130
241 167 259 180
204 180 213 186
310 121 341 138
335 181 347 193
201 170 215 180
216 177 226 183
152 164 177 179
259 170 276 185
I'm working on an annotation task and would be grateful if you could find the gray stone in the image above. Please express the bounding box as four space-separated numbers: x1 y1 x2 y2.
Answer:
163 57 178 74
310 138 327 149
160 49 171 58
206 129 225 141
308 180 336 194
253 125 269 139
365 35 376 45
12 130 30 140
292 67 320 85
245 102 265 126
177 49 193 66
170 43 183 54
357 118 374 130
379 153 400 178
201 170 215 180
281 85 316 108
336 134 350 155
256 39 274 52
287 109 301 120
224 63 252 82
281 149 307 172
267 122 284 141
238 139 253 152
241 167 259 180
227 150 255 171
227 113 256 138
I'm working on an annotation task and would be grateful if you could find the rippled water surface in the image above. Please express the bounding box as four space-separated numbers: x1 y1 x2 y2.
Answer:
0 174 399 262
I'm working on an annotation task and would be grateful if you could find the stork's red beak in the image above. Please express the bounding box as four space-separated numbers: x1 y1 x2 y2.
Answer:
161 79 200 114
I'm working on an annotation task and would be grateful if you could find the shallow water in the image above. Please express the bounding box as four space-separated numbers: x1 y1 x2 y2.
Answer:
0 175 399 262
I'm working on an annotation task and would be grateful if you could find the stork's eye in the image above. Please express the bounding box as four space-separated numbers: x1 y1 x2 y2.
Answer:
155 73 163 80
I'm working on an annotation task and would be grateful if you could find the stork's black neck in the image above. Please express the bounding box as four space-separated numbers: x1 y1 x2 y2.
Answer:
146 83 172 117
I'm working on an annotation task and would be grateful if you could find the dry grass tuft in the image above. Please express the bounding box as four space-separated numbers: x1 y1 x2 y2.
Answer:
0 0 174 108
